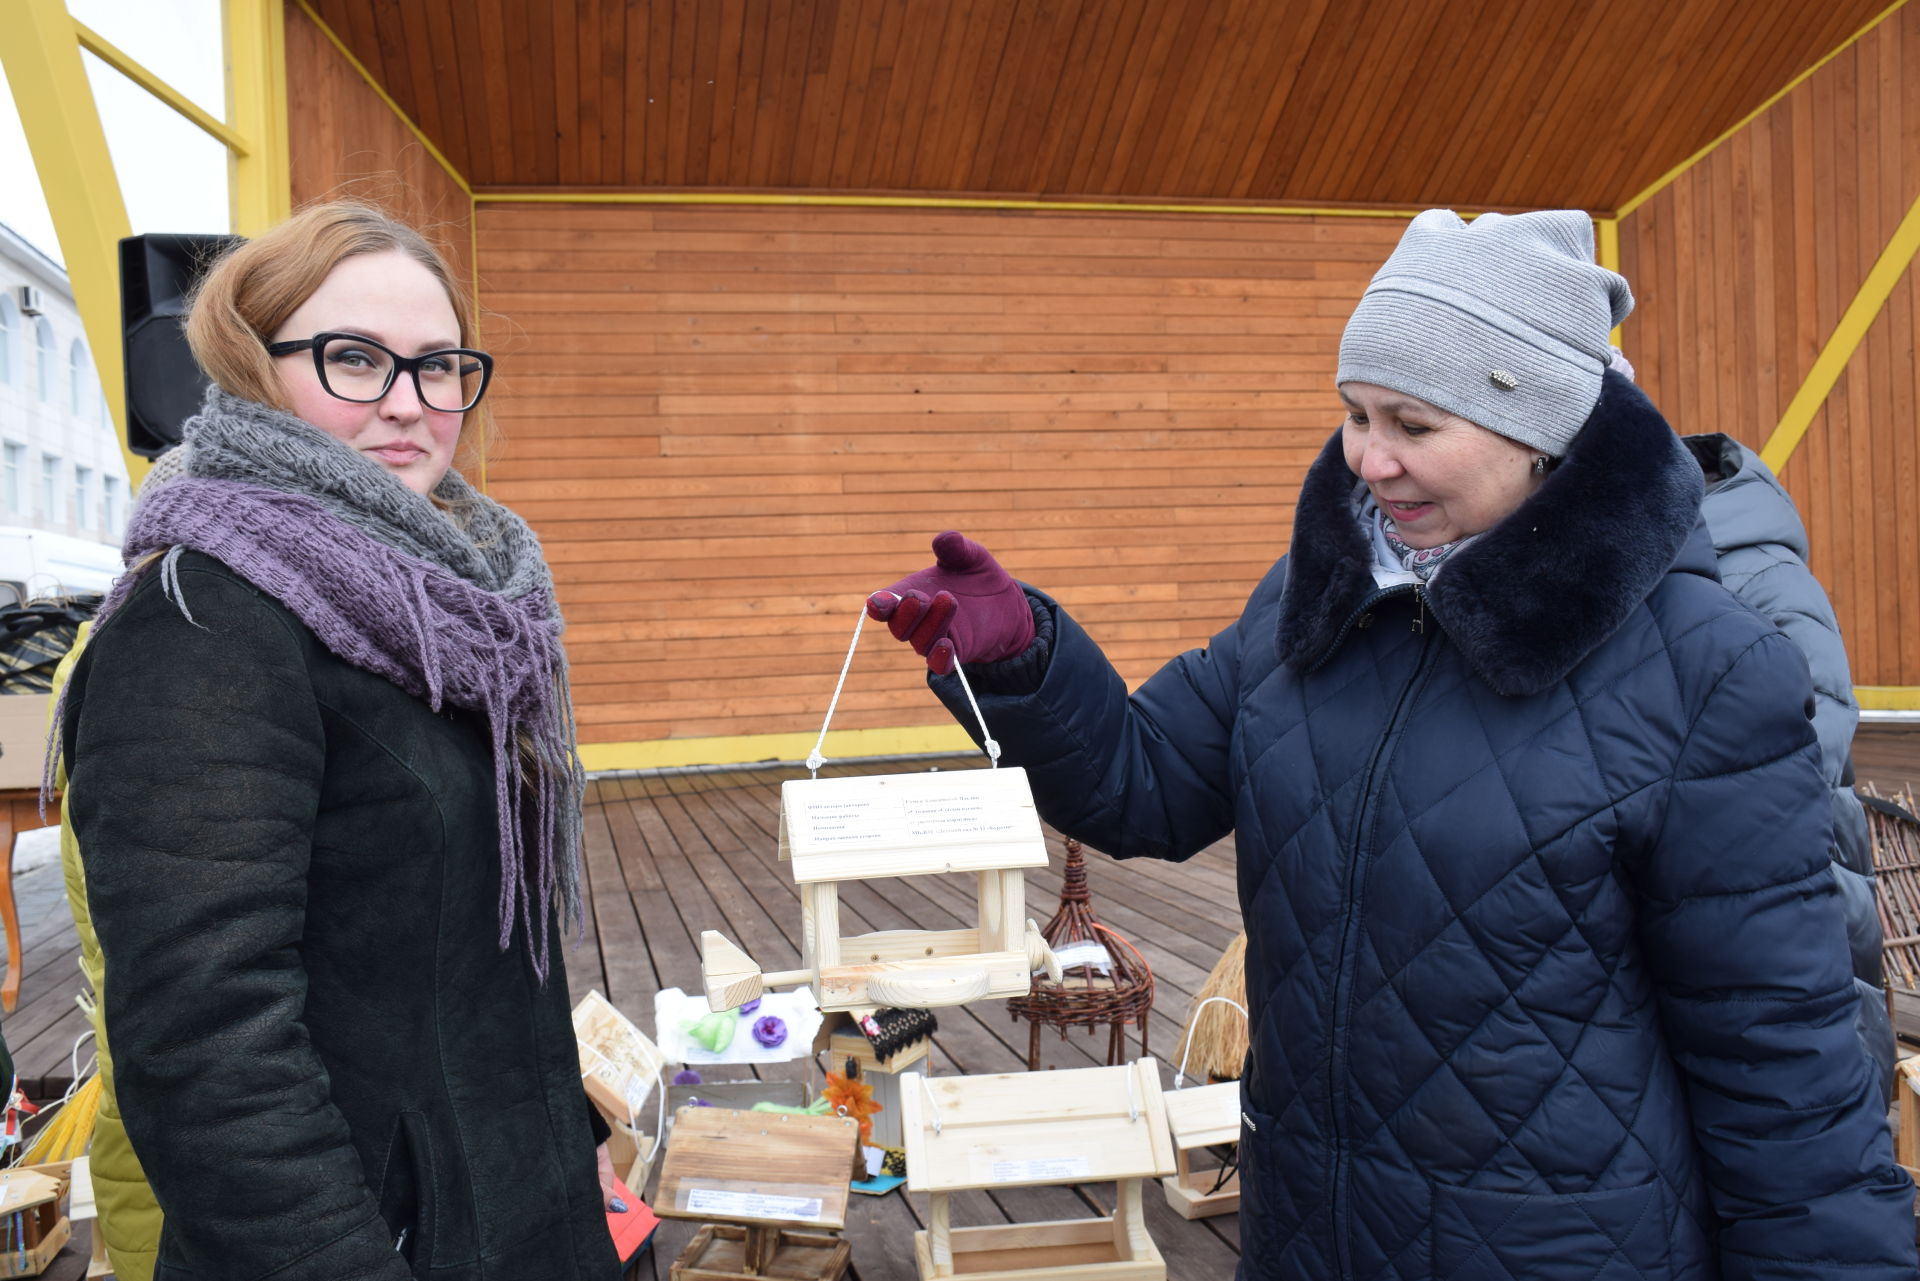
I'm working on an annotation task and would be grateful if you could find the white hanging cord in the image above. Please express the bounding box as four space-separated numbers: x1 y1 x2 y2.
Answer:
949 658 1000 768
920 1075 944 1136
644 1069 667 1165
808 605 1001 776
807 608 870 777
1175 996 1249 1089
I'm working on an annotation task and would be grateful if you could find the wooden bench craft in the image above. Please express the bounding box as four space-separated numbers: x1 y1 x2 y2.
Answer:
654 1106 861 1280
1159 1081 1241 1219
900 1057 1176 1280
701 768 1061 1013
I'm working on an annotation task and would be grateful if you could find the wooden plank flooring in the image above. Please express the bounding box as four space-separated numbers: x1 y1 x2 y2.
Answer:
1856 724 1920 801
574 758 1244 1279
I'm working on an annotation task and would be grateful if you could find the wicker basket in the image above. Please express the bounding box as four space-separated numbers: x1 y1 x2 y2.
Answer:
1008 839 1154 1070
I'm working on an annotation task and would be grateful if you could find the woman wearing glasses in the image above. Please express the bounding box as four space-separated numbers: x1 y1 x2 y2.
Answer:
57 203 621 1279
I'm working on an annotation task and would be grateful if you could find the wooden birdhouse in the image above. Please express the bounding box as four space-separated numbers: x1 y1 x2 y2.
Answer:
899 1057 1176 1280
701 768 1061 1013
654 1105 860 1281
1159 1080 1242 1219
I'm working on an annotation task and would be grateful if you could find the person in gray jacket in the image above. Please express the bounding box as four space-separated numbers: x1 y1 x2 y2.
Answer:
1684 429 1895 1099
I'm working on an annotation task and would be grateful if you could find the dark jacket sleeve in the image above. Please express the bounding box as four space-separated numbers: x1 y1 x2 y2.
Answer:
65 566 413 1281
930 572 1270 861
1637 630 1914 1279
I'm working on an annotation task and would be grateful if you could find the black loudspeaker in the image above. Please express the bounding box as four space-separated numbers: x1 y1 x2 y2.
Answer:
119 233 242 457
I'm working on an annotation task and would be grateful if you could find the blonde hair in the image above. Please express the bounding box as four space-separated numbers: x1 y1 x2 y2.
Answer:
185 201 493 471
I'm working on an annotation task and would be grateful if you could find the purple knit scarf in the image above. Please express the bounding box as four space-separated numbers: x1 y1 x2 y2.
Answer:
71 474 585 980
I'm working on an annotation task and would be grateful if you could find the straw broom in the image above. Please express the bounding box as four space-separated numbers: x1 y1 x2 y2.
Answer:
1180 931 1248 1082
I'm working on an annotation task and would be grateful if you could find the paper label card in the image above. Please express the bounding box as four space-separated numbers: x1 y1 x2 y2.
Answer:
781 768 1048 878
988 1155 1092 1184
684 1188 825 1221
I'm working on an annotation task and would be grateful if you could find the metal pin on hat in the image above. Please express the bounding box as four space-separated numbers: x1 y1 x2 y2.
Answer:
1489 370 1519 391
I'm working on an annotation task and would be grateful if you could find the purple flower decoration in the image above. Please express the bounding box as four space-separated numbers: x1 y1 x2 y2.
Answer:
738 997 762 1016
751 1016 787 1048
672 1069 703 1086
690 1097 714 1107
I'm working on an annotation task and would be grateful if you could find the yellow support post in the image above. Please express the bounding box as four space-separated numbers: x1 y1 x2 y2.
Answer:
1594 217 1622 349
0 0 147 487
225 0 289 235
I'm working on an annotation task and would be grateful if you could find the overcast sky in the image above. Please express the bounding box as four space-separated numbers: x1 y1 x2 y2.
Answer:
1 0 229 269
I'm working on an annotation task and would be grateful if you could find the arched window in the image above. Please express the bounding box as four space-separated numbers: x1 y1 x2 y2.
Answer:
69 340 89 417
0 295 15 387
34 318 54 404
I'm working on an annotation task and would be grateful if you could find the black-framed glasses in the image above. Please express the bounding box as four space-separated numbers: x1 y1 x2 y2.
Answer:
264 332 494 413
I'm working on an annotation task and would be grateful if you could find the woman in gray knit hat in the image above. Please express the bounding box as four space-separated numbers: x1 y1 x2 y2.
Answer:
870 210 1916 1279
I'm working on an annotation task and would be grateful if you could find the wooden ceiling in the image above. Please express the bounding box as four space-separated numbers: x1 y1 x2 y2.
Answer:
303 0 1889 211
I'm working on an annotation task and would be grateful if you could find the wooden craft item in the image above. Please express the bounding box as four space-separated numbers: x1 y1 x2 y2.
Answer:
826 1023 930 1151
1158 1081 1241 1219
0 1166 70 1280
1895 1055 1920 1178
702 768 1063 1014
1009 839 1154 1071
900 1058 1175 1280
656 1107 859 1281
572 989 669 1127
670 1223 851 1281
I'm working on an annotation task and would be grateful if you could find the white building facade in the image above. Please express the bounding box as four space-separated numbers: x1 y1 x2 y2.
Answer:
0 221 129 549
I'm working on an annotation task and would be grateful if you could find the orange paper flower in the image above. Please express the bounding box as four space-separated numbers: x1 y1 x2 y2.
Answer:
822 1069 883 1144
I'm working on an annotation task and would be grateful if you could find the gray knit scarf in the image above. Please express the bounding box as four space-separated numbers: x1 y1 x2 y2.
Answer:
75 388 584 979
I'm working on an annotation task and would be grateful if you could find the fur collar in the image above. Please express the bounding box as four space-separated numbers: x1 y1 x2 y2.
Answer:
1276 370 1706 696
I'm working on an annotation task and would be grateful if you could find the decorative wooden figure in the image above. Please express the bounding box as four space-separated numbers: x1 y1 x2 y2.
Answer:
0 1166 69 1279
900 1057 1176 1280
654 1106 860 1281
701 769 1061 1013
1159 1081 1241 1219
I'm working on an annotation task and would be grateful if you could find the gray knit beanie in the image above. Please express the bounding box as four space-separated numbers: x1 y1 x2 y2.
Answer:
1336 210 1633 457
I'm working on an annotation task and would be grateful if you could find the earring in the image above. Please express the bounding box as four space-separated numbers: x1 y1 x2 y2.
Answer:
1531 456 1548 476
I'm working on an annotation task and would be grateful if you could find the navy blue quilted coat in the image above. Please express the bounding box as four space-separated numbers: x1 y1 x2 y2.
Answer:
937 375 1915 1279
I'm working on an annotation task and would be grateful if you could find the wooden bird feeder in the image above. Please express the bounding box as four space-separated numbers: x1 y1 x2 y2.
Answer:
701 768 1061 1013
1158 1081 1241 1219
899 1057 1176 1280
0 1166 70 1279
654 1105 861 1281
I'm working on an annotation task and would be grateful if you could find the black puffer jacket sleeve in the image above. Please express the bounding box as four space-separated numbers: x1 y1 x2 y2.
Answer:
1638 629 1915 1277
64 565 413 1280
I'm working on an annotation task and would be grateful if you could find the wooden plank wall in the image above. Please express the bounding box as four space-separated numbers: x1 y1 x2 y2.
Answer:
283 0 472 288
476 204 1406 748
1618 2 1920 686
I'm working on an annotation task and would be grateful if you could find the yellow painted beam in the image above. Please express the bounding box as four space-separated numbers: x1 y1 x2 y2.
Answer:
0 0 146 487
472 190 1443 220
74 19 249 153
1758 187 1920 476
1616 0 1912 218
578 725 979 774
226 0 289 235
1856 687 1920 712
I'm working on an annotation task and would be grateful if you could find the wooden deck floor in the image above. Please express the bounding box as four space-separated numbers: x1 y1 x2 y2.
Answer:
570 759 1245 1279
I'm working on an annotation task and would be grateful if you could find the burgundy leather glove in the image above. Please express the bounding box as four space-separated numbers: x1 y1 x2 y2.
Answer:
867 532 1036 676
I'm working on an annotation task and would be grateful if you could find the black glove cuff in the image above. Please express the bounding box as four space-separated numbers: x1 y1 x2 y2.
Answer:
945 591 1053 696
